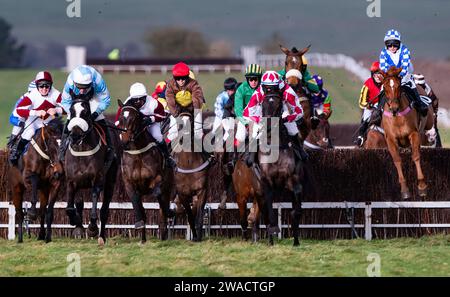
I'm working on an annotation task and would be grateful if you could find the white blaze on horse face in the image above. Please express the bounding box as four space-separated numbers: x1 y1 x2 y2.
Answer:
74 102 84 118
390 79 395 92
123 111 129 119
67 102 89 132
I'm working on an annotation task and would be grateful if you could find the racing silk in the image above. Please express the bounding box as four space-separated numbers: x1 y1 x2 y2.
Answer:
310 89 332 113
115 96 166 123
214 90 232 119
359 77 382 109
16 88 63 120
165 78 204 115
234 81 255 124
61 65 110 115
9 81 36 126
243 85 303 124
379 44 413 78
278 68 320 93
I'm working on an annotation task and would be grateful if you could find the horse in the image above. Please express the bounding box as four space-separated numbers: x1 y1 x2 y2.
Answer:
257 92 307 246
281 44 313 140
8 118 64 243
171 110 211 242
64 98 120 246
117 99 175 243
303 110 333 150
363 123 387 149
381 66 427 199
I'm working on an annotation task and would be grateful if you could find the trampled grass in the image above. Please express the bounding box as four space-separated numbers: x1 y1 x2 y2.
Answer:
1 235 450 277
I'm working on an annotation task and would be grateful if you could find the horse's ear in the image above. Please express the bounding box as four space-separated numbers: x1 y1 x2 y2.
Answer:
298 44 311 56
118 99 124 108
280 44 290 55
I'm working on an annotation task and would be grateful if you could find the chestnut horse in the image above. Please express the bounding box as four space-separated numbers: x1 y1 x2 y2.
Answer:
8 118 64 243
381 67 427 199
363 124 387 149
117 99 175 244
281 44 313 140
303 110 333 150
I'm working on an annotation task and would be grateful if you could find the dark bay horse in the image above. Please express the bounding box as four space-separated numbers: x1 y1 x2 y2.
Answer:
303 110 333 150
258 92 307 246
171 111 211 242
64 98 120 246
8 118 64 243
117 99 174 244
381 67 427 199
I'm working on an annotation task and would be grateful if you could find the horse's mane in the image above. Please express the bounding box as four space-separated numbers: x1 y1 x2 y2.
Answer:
47 117 64 134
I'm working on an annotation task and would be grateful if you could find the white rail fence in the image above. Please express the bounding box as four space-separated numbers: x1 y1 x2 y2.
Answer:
2 201 450 241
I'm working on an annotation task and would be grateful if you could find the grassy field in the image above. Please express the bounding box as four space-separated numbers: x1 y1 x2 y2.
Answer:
0 68 361 148
1 235 450 276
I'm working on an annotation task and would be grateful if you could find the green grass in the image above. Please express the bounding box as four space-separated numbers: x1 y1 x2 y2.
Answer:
1 235 450 276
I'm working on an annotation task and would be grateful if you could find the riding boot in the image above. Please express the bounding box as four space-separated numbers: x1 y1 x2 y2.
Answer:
354 120 369 147
59 123 70 162
310 105 319 130
290 134 309 162
9 138 29 166
156 141 176 168
410 86 429 117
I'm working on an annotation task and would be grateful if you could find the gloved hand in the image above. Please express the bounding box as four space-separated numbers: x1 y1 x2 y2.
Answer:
91 112 99 121
142 116 155 126
19 121 25 128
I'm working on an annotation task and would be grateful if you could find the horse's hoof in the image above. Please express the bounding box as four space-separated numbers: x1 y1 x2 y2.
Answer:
72 227 84 239
418 188 427 198
45 237 52 243
401 191 411 200
98 237 105 247
135 220 145 230
37 233 46 241
293 239 300 247
87 225 99 238
268 226 280 235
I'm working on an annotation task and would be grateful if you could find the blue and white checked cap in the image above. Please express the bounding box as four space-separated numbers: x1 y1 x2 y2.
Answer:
384 29 401 42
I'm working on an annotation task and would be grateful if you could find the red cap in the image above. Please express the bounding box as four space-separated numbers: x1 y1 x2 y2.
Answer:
172 62 190 77
35 71 53 83
370 61 381 72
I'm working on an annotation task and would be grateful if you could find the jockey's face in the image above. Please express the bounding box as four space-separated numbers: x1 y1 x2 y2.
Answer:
174 76 188 87
247 76 259 89
385 40 400 54
37 81 51 96
373 72 383 84
75 83 92 95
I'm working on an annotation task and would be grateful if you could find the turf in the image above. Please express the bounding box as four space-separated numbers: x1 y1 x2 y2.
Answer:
1 235 449 276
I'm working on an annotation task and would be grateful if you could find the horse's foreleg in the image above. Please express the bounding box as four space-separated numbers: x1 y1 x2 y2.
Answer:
386 136 410 199
37 189 48 240
248 199 260 243
194 189 207 242
99 187 112 246
13 191 24 243
236 194 249 240
28 174 39 221
45 182 59 243
87 186 101 238
262 182 278 245
180 195 196 241
155 185 170 241
410 131 427 197
291 187 302 247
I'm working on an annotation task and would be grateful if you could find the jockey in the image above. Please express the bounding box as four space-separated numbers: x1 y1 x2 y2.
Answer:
9 71 64 165
119 82 176 167
212 77 238 133
309 74 332 123
354 61 383 146
378 29 428 116
59 65 114 163
234 64 263 145
243 70 309 166
151 81 169 112
165 62 213 159
7 81 36 148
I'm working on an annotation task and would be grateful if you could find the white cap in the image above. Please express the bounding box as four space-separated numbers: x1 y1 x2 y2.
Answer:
73 66 93 85
286 69 302 80
129 82 148 98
